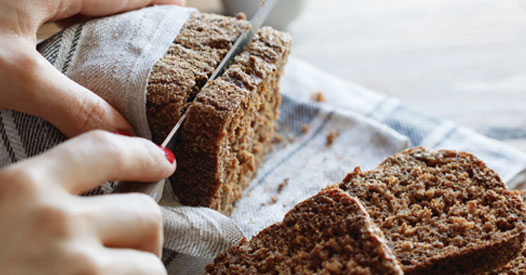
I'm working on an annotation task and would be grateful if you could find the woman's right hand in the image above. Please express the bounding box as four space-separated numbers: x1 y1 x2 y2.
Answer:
0 130 176 275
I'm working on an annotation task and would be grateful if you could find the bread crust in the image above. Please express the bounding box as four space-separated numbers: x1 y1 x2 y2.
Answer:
404 229 525 274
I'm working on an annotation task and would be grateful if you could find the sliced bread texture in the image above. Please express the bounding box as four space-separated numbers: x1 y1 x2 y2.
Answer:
339 147 526 274
206 187 403 274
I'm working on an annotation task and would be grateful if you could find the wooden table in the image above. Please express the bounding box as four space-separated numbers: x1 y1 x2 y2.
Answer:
38 0 526 156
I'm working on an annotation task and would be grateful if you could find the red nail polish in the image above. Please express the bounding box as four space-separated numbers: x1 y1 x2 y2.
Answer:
158 146 175 164
115 129 132 136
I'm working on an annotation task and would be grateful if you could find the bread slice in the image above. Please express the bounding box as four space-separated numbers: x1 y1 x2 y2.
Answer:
486 191 526 274
206 187 404 274
171 26 292 214
147 13 250 143
339 147 526 274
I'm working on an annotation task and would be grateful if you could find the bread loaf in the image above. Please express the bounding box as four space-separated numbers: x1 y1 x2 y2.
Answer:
146 13 292 214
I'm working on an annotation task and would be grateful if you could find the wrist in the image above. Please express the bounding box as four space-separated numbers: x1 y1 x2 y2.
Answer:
0 40 42 110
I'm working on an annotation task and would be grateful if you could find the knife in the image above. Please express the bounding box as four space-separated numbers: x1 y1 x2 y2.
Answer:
112 0 279 202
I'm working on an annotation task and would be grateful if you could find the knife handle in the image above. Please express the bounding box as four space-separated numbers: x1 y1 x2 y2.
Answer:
112 180 165 203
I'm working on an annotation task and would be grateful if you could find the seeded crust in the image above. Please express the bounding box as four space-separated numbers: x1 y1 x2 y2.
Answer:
339 147 526 274
486 191 526 274
147 13 249 143
171 27 292 214
206 187 404 274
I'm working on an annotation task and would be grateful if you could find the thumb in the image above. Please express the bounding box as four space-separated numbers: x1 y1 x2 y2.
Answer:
5 47 135 137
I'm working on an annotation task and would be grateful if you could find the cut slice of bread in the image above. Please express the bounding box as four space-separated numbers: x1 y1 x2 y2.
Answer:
206 187 404 274
339 147 526 274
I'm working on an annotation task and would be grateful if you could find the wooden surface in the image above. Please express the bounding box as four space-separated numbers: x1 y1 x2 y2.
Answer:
38 0 526 155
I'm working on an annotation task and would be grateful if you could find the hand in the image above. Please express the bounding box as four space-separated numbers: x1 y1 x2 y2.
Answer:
0 0 185 137
0 130 176 275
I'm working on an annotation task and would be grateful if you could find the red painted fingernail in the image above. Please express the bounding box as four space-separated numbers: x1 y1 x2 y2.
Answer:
115 129 133 136
158 145 175 164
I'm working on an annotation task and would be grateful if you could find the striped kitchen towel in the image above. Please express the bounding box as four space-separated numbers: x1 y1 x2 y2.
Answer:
1 6 526 275
280 57 526 189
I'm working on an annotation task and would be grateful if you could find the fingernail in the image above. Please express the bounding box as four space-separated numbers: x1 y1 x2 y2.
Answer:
115 129 133 136
158 145 175 165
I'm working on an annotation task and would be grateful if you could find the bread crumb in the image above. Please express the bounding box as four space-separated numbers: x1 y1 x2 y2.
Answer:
301 124 310 134
278 178 289 194
326 131 340 146
311 91 326 102
289 136 296 143
261 196 278 207
272 133 284 144
236 12 247 20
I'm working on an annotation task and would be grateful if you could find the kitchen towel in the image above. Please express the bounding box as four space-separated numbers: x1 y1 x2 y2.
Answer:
280 57 526 189
1 5 525 274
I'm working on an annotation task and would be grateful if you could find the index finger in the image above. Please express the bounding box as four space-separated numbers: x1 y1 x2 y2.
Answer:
25 130 176 194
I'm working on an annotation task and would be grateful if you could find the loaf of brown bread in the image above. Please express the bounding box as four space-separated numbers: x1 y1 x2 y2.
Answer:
339 147 526 274
206 187 404 274
146 13 292 214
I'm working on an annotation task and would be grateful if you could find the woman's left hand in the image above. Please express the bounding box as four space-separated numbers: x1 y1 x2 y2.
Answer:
0 0 185 137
